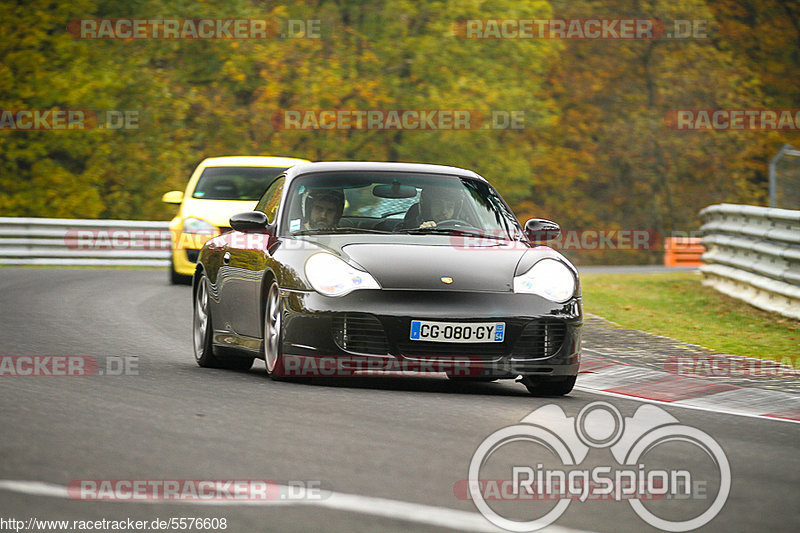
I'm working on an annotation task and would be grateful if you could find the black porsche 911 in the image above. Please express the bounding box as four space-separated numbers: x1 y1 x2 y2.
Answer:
192 161 581 395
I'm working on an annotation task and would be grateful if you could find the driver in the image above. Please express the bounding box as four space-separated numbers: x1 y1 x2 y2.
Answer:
303 189 345 230
417 185 463 228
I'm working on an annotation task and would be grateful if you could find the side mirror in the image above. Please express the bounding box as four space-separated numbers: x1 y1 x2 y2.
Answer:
162 190 184 204
230 211 271 232
524 218 561 242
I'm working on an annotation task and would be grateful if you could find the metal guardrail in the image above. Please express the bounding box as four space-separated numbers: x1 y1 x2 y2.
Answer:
0 217 171 266
699 204 800 320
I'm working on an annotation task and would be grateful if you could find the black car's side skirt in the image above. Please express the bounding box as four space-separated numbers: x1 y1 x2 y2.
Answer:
213 330 263 356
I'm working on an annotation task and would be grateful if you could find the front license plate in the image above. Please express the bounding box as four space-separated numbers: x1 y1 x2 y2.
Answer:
409 321 505 343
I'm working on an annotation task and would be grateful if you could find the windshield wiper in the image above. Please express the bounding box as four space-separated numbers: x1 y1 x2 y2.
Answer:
293 227 391 235
336 227 392 234
397 227 508 240
396 227 458 235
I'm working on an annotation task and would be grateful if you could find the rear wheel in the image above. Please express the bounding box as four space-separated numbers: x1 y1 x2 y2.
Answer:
521 375 576 396
264 281 286 380
193 273 254 371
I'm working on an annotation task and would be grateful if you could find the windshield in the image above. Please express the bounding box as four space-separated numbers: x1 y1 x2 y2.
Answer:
279 171 523 240
192 166 288 201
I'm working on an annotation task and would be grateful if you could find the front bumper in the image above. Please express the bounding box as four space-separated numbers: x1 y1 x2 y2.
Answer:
279 289 581 378
171 232 222 276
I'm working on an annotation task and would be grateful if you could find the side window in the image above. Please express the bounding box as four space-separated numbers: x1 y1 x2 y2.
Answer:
255 176 285 223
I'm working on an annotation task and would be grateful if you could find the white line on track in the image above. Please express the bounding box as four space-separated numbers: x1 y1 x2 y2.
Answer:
575 386 800 424
0 480 594 533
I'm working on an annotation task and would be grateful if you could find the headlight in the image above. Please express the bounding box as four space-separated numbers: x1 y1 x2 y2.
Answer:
304 253 380 297
183 217 216 235
513 258 576 302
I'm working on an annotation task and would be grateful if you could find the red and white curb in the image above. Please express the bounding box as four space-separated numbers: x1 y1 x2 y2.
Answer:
576 352 800 423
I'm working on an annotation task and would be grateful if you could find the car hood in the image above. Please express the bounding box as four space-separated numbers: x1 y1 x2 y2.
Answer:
180 198 258 228
339 238 527 292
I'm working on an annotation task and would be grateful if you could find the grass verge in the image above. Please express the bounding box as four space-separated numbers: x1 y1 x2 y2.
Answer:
580 271 799 360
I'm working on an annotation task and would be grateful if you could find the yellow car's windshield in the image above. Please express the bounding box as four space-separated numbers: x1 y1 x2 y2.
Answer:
193 166 288 201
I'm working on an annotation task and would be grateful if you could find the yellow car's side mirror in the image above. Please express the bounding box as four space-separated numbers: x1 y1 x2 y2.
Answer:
162 190 184 204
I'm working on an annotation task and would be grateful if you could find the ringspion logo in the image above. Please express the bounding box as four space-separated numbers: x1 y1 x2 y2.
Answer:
464 402 730 531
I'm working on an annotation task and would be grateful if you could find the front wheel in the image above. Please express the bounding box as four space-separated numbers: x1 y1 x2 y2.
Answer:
264 281 287 380
520 375 576 396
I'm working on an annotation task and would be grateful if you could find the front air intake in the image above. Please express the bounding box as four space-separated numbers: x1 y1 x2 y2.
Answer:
332 313 390 355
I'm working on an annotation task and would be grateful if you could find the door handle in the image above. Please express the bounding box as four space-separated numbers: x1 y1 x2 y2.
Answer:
223 251 231 265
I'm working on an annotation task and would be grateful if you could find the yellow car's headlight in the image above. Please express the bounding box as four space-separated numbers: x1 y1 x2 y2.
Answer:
183 217 216 235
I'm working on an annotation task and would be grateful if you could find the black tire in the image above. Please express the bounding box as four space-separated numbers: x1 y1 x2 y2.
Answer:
193 273 254 371
263 281 287 380
193 273 219 367
521 375 577 396
170 256 192 285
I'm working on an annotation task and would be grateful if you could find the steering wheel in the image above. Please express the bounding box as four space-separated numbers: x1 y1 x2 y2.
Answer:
434 218 477 229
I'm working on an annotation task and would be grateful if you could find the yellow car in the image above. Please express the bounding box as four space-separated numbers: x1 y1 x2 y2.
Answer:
162 155 309 284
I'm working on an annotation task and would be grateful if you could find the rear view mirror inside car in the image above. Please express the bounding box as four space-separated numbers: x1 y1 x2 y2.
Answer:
373 183 417 199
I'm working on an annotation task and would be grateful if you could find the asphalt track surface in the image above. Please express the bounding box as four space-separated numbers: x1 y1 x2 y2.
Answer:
0 268 798 533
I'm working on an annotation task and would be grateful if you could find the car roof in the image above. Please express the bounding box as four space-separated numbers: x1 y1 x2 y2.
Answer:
200 156 310 167
283 161 486 182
